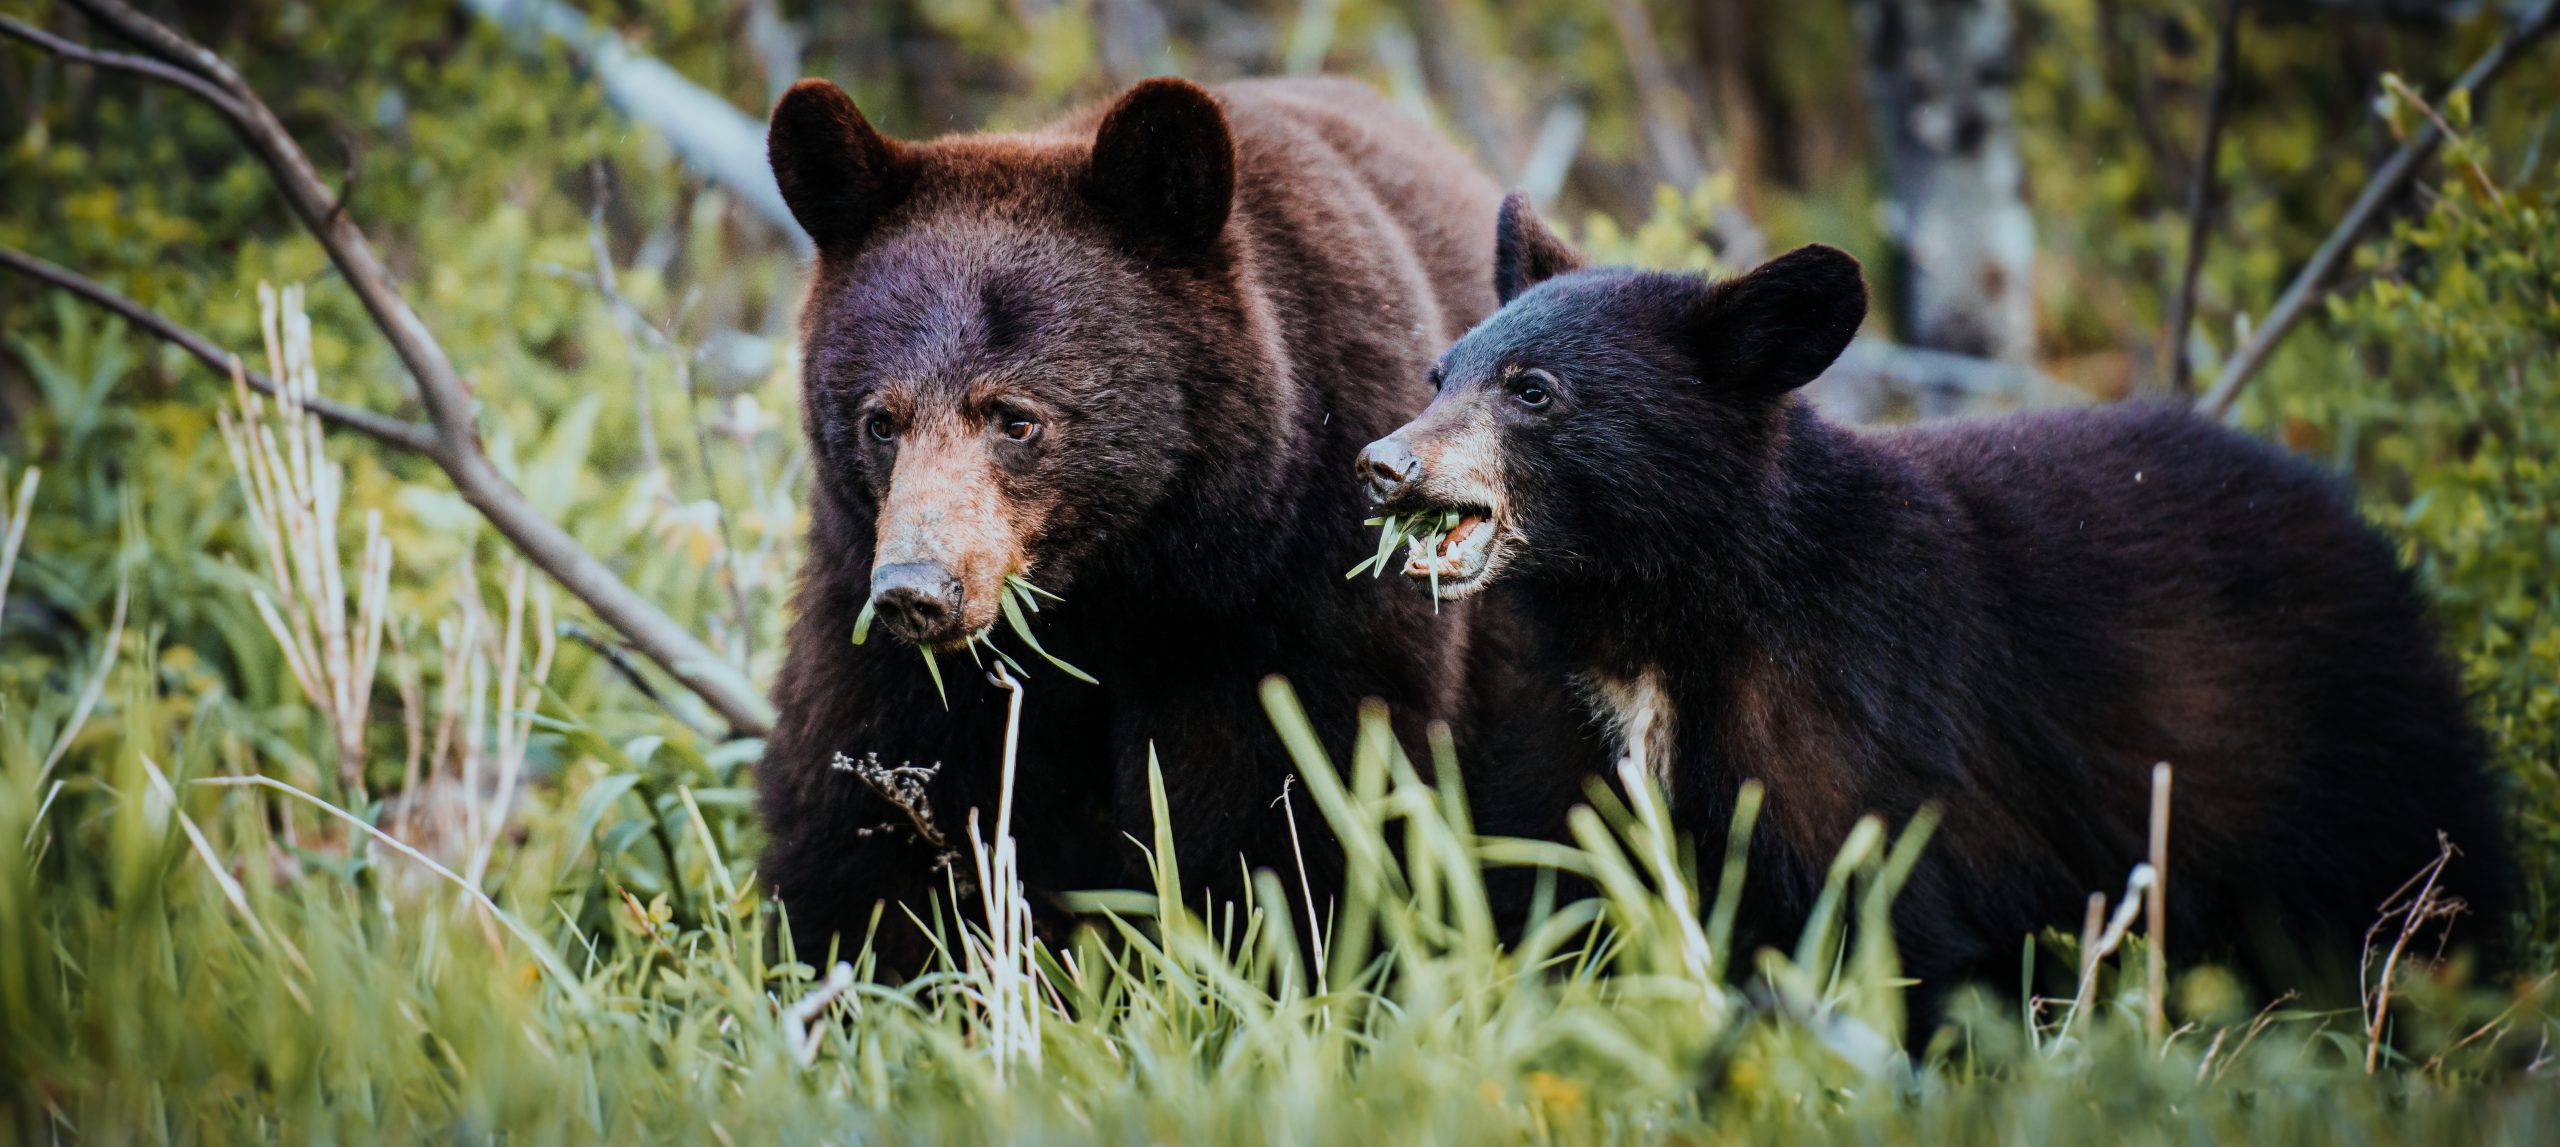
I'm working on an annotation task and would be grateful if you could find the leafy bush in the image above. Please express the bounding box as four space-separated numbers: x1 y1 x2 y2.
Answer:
2249 85 2560 965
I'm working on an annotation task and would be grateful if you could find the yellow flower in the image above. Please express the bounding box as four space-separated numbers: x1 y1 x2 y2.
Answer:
1522 1071 1584 1120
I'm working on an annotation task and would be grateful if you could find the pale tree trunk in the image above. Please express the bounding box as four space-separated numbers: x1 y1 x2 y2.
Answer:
1094 0 1174 89
1858 0 2036 364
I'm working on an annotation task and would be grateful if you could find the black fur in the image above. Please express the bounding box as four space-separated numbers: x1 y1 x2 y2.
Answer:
1384 226 2514 1018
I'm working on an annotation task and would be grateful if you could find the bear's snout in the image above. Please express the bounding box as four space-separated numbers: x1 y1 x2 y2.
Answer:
870 561 966 644
1357 437 1424 509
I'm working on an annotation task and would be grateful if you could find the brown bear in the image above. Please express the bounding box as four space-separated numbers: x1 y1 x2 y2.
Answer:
1358 195 2512 1025
757 77 1594 968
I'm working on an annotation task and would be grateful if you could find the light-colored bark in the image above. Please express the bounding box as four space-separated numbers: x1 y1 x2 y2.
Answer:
1808 336 2073 423
463 0 810 252
1859 0 2037 364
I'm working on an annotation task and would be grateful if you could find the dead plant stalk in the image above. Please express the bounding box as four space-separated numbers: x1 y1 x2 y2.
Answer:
217 283 392 800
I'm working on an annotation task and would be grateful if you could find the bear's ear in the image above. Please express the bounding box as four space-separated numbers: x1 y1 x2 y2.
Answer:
1691 244 1866 398
1086 77 1235 252
768 79 916 256
1494 191 1584 305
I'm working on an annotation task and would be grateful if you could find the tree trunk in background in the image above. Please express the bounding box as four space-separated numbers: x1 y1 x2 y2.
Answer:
1407 0 1524 181
1858 0 2037 364
1693 0 1768 218
1095 0 1175 88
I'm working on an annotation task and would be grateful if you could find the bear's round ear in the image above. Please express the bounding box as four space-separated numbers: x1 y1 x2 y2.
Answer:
1085 77 1235 252
1494 191 1585 305
1691 244 1867 399
768 79 916 256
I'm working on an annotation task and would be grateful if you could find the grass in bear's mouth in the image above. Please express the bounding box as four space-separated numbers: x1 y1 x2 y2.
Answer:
851 574 1094 707
1346 508 1474 609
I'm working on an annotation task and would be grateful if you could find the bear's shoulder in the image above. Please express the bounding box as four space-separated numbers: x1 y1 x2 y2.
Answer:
1868 402 2334 507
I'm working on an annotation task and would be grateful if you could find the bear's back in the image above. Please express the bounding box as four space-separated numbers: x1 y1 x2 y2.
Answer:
1213 77 1503 355
1869 403 2507 957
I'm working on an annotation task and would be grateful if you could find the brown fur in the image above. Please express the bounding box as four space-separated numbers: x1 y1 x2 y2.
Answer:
758 77 1596 967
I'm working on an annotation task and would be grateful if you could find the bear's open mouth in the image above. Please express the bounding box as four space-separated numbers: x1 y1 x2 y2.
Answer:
1346 502 1514 602
1401 504 1510 600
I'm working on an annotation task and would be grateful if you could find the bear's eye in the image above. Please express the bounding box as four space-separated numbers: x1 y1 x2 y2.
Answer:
865 412 897 442
1513 369 1557 409
999 414 1041 443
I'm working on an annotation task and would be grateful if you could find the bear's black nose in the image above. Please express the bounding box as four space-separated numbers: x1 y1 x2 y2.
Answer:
1357 438 1423 508
870 561 964 642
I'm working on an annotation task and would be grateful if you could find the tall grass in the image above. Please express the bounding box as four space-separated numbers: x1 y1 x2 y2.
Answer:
5 653 2555 1142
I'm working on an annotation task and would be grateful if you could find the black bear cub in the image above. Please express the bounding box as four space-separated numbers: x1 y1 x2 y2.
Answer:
1359 192 2511 1018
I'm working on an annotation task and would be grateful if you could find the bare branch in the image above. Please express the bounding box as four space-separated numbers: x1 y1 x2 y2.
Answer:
2197 0 2560 419
560 622 720 739
0 244 436 452
0 15 247 122
40 0 775 735
2164 0 2245 397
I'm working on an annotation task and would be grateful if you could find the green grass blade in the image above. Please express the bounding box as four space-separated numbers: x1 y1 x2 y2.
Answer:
989 642 1030 678
852 597 876 645
1011 575 1065 603
920 646 948 709
1001 584 1097 684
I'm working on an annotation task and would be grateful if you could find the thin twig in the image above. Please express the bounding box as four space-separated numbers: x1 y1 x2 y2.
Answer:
560 622 719 737
2197 0 2560 418
2056 863 2154 1046
2427 971 2557 1072
0 245 434 451
2362 834 2464 1074
2165 0 2245 397
2212 989 2296 1083
2147 763 2172 1043
0 15 247 121
1273 775 1328 990
28 0 773 734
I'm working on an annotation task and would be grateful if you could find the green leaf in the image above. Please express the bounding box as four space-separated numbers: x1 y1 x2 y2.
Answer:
920 646 948 708
1002 582 1098 684
554 772 644 883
